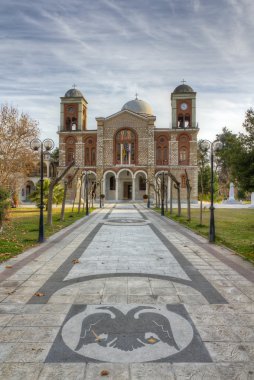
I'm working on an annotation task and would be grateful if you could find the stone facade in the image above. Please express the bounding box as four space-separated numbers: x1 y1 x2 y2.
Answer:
58 84 199 203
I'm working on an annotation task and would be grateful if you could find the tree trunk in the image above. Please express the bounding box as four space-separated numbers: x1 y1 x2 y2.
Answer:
170 179 173 215
47 181 54 226
176 184 181 217
60 181 68 221
199 173 204 225
78 176 83 213
167 170 181 216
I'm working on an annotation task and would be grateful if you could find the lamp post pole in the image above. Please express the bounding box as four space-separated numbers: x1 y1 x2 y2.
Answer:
201 139 222 243
30 138 54 243
161 172 165 216
39 142 44 243
209 144 215 243
85 171 89 216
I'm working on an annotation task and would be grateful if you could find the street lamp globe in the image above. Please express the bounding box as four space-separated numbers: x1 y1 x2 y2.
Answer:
200 140 211 151
30 138 41 151
213 141 223 152
43 139 54 151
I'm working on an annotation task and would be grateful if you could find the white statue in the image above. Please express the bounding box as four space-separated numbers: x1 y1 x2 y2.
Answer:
229 182 235 201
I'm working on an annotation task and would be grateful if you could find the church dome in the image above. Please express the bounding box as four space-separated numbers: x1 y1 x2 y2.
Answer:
64 88 83 97
173 84 194 93
121 98 153 115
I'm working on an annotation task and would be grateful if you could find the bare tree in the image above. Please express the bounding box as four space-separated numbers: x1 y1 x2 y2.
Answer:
0 104 39 193
60 167 79 221
167 171 181 217
47 161 75 226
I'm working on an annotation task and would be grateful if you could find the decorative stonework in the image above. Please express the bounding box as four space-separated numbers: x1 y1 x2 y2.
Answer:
58 87 199 202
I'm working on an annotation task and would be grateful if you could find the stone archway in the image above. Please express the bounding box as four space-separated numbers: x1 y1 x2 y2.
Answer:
117 169 134 201
134 171 147 201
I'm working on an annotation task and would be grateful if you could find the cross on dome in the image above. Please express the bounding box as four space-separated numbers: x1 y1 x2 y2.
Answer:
72 84 77 89
135 92 138 100
181 79 186 84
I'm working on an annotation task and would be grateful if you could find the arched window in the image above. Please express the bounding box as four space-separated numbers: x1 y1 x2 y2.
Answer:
65 103 78 131
109 176 116 190
179 147 187 162
67 148 74 164
84 137 96 166
181 174 186 188
178 114 191 128
115 129 136 165
65 137 75 165
156 136 168 165
178 134 190 165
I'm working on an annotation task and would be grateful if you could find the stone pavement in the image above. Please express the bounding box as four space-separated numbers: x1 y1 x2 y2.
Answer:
0 204 254 379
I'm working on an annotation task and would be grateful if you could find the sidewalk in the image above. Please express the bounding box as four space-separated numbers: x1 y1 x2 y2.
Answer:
0 204 253 379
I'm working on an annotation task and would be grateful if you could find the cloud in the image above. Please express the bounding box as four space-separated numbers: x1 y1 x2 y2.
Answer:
0 0 253 145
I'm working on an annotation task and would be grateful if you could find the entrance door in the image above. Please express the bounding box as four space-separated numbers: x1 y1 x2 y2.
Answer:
123 182 132 200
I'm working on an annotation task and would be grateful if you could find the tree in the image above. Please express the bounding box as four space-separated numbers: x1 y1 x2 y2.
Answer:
29 179 64 210
216 111 254 195
215 128 241 198
167 171 181 217
0 104 39 193
47 160 75 226
236 108 254 192
0 187 10 233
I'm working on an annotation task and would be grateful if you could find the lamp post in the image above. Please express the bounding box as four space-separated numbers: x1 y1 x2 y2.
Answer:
30 138 54 243
83 171 90 216
200 139 222 243
161 172 165 216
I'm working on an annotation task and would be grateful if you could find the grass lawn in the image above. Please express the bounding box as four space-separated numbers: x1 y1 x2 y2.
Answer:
159 207 254 262
0 206 94 263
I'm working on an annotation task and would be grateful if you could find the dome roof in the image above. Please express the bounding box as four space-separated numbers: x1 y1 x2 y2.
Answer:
173 84 194 93
64 88 83 97
121 98 153 115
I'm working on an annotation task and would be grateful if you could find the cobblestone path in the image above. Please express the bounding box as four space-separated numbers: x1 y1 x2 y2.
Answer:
0 204 254 379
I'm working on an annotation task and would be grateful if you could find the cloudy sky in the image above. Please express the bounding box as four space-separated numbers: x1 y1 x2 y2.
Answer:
1 0 254 144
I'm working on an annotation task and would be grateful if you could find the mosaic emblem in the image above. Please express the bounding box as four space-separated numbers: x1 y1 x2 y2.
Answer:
46 304 199 363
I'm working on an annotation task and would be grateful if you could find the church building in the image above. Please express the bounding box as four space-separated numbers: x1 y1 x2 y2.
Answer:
58 83 199 203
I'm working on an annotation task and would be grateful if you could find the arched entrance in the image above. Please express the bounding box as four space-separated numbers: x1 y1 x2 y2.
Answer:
104 171 116 201
117 169 133 201
134 171 147 201
20 180 35 202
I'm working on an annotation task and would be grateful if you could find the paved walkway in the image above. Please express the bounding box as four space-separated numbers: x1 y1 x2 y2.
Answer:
0 204 254 379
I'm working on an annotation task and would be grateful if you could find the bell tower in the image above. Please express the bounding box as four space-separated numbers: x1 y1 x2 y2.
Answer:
171 81 197 129
58 86 88 168
60 85 88 132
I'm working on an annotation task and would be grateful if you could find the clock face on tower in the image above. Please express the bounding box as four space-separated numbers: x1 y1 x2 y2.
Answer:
180 102 188 111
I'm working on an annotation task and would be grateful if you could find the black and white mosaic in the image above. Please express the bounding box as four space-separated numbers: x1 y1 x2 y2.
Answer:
26 206 228 364
46 304 211 363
